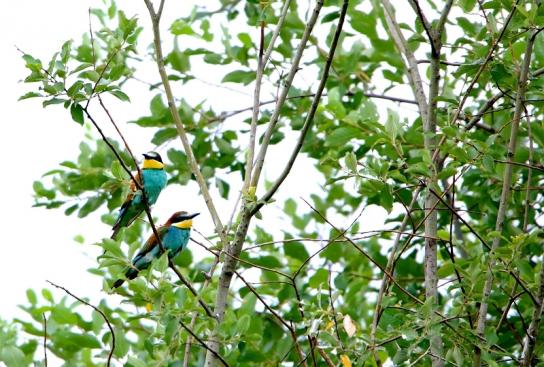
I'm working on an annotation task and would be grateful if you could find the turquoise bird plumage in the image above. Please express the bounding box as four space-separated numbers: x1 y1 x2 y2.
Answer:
111 151 167 239
112 211 199 288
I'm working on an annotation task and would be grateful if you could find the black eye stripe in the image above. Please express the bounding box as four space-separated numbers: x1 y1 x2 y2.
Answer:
143 152 163 163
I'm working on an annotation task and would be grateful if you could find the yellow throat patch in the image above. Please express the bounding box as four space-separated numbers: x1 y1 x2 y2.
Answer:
143 159 164 169
173 219 192 229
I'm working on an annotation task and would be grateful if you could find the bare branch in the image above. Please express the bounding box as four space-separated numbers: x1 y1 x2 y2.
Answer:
233 269 307 365
249 0 324 189
42 314 48 367
407 0 435 52
178 318 230 367
432 0 521 164
381 0 428 123
474 24 540 366
243 0 292 193
205 1 326 365
255 0 348 210
328 266 344 351
316 345 336 367
47 281 115 366
144 0 226 241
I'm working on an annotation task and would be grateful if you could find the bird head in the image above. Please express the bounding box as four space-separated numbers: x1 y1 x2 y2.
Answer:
142 151 164 169
168 211 200 229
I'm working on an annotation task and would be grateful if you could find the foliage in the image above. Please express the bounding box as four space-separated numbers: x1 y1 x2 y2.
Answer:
14 0 544 366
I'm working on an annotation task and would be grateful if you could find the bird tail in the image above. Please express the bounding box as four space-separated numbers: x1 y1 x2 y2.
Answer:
110 225 120 240
112 278 125 288
111 267 139 289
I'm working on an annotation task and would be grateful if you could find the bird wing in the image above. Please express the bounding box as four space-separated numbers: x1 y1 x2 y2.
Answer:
117 172 143 216
129 171 142 192
133 225 168 261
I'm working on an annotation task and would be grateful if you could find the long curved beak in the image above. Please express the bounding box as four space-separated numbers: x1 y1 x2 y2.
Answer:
188 213 200 219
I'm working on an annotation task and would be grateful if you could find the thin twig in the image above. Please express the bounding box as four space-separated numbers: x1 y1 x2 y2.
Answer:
522 105 534 232
328 266 344 351
316 342 336 367
249 0 324 188
47 280 115 366
144 0 226 242
204 1 325 365
42 313 48 367
243 0 292 193
381 0 428 123
233 269 307 365
168 258 216 319
254 0 348 212
474 22 540 367
178 318 230 367
182 255 221 367
433 0 521 165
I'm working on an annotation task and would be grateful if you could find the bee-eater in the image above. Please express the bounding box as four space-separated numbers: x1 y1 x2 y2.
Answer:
112 211 199 288
111 151 167 239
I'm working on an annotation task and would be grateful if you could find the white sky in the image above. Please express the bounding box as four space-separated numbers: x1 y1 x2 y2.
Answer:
0 0 420 327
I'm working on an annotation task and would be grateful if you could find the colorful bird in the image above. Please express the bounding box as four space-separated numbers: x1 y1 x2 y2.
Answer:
111 151 167 239
112 211 199 288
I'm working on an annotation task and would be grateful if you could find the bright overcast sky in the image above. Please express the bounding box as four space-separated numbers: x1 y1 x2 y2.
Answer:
1 0 415 322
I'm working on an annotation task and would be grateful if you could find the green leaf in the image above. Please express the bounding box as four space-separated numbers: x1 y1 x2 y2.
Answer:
51 305 78 325
18 92 42 100
309 268 328 288
344 151 358 172
33 181 56 200
459 0 477 11
321 11 340 23
221 70 256 85
284 241 309 261
42 289 54 302
150 94 167 117
170 19 196 36
173 248 193 268
0 346 26 367
70 103 84 125
55 330 101 349
26 289 37 305
453 346 464 366
43 98 67 107
101 239 124 258
109 89 130 102
385 108 401 140
110 160 126 180
236 314 251 334
60 40 73 64
127 356 147 367
326 127 362 147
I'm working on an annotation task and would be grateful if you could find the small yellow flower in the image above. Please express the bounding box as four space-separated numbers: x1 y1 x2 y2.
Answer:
340 354 352 367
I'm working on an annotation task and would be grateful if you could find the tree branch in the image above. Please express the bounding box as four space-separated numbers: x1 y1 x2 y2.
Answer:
243 0 292 193
254 0 348 212
474 24 539 367
178 318 230 367
42 313 48 367
144 0 226 242
47 281 115 366
249 0 324 189
381 0 429 123
370 187 421 366
204 1 326 365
